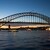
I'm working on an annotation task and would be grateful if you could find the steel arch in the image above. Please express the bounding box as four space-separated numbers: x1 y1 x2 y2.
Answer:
0 12 50 23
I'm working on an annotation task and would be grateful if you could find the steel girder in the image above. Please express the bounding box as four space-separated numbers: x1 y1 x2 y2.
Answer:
0 12 50 23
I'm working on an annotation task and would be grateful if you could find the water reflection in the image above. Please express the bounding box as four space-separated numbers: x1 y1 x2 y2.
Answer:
0 30 50 50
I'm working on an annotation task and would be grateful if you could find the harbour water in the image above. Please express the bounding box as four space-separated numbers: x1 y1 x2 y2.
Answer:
0 30 50 50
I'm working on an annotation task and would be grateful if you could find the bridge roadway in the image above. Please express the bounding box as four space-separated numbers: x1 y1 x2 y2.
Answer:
0 22 50 30
0 22 50 25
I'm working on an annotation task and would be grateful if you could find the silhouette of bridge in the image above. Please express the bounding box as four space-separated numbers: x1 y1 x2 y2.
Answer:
0 12 50 30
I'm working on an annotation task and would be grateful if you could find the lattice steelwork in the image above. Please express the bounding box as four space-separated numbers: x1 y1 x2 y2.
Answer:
0 12 50 26
11 16 47 23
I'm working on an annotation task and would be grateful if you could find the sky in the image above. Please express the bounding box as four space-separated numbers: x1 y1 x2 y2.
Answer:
0 0 50 19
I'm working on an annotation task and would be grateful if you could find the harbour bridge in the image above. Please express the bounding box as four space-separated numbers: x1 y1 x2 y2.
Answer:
0 12 50 30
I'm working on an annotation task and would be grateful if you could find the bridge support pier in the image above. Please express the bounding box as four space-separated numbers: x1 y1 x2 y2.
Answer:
8 25 10 29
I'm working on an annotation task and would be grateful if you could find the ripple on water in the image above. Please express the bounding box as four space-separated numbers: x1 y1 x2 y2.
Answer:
0 30 50 50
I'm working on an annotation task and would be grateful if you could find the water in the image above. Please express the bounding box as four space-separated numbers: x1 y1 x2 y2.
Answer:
0 30 50 50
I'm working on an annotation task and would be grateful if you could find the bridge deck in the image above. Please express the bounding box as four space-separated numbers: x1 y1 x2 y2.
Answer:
0 22 49 25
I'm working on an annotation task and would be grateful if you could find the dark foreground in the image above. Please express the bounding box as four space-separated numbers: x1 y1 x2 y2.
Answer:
0 30 50 50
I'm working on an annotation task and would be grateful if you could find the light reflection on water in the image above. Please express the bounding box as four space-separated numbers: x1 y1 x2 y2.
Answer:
0 30 50 50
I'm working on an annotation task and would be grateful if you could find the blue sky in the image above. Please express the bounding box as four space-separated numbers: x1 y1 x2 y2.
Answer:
0 0 50 18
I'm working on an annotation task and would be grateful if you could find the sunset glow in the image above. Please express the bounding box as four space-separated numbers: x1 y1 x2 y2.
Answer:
0 25 50 29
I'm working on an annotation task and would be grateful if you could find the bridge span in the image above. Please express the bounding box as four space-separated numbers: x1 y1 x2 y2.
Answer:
0 22 50 30
0 12 50 30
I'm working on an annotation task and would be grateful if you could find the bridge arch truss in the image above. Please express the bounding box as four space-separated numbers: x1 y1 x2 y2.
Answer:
0 12 50 24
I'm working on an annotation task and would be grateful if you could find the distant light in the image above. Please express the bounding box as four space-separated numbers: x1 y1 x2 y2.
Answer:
46 28 50 31
27 29 31 31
